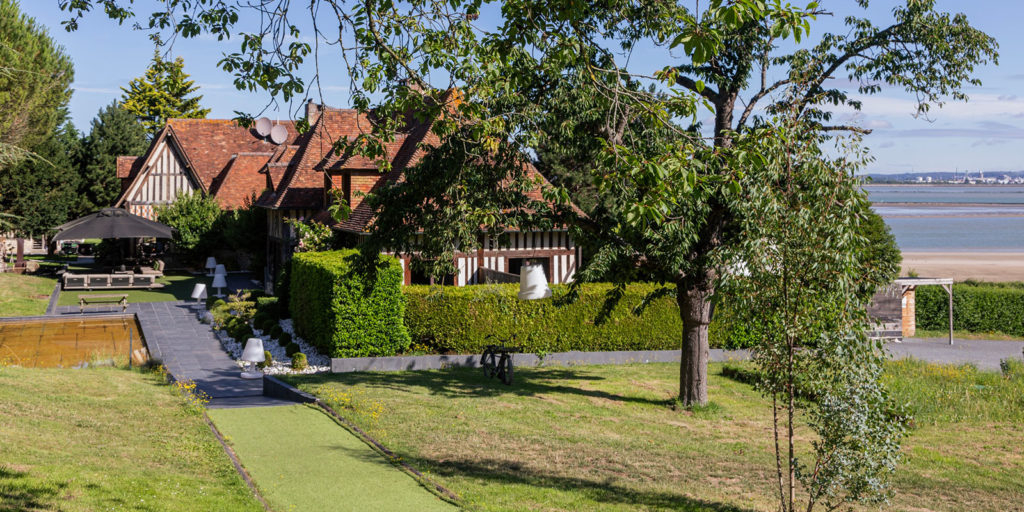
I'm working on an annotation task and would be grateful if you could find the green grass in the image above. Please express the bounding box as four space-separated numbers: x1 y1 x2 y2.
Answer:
0 366 262 511
0 273 55 317
57 272 204 306
285 361 1024 512
207 404 456 512
913 328 1024 341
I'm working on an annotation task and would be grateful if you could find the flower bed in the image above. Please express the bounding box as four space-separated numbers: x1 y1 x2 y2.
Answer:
202 309 330 375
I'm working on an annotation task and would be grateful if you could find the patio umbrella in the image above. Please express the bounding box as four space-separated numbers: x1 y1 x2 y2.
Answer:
52 208 174 241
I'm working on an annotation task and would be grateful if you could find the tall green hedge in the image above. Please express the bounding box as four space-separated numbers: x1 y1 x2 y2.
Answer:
917 282 1024 336
403 283 753 354
290 250 411 357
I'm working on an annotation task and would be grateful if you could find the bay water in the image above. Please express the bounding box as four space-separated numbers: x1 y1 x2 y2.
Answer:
865 185 1024 252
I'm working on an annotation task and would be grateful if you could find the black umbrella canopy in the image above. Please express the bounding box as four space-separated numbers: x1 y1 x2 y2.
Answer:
53 208 174 241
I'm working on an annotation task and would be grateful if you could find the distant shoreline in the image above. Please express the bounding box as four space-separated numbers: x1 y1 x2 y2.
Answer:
901 252 1024 282
873 202 1024 208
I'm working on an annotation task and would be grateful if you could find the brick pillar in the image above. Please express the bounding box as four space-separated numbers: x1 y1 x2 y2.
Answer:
901 287 916 337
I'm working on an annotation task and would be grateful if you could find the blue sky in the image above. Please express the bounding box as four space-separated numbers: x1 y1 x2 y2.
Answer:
18 1 1024 174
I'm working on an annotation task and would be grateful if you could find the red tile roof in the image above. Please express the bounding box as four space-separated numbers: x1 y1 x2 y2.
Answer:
165 118 298 193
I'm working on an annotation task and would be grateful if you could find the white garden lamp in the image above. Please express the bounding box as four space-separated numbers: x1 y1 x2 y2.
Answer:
518 261 552 300
214 263 227 276
211 273 228 298
205 257 217 276
190 283 207 304
240 338 265 379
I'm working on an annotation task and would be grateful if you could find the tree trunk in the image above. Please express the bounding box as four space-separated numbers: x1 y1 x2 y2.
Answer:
15 238 25 268
677 276 714 406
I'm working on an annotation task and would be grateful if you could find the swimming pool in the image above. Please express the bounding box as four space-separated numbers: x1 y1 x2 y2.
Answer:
0 315 147 368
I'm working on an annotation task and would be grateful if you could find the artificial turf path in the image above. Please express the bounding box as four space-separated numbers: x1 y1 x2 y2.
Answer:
207 404 456 512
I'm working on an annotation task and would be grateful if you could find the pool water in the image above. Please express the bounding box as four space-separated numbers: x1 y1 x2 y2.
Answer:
0 315 148 368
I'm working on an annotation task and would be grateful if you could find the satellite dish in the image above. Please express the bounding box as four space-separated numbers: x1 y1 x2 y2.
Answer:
254 117 272 137
269 124 288 145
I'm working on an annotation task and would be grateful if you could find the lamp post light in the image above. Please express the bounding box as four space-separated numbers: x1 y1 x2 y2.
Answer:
191 283 207 304
205 257 217 276
518 261 552 300
240 338 265 379
211 273 228 298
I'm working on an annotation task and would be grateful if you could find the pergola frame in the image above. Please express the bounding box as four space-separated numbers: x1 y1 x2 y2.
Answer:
895 277 954 345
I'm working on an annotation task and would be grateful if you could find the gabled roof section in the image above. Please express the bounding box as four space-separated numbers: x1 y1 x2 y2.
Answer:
116 156 143 179
166 118 299 191
115 118 299 208
257 103 436 210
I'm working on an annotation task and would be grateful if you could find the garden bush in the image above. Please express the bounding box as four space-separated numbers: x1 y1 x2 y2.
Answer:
254 312 271 329
402 283 754 354
917 282 1024 336
290 250 410 357
278 332 292 346
256 296 281 319
258 350 273 369
269 324 283 340
292 352 308 370
285 342 301 357
259 317 276 334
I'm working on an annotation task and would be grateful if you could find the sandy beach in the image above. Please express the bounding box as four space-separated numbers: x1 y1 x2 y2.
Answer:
901 252 1024 282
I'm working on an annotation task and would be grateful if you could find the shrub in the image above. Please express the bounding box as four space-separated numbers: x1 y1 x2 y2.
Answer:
290 250 410 357
291 352 308 370
404 283 664 354
258 350 273 369
917 282 1024 336
402 283 754 354
155 191 221 265
278 332 292 345
285 342 301 357
269 324 283 339
232 323 254 342
256 296 280 319
209 298 227 310
253 312 270 328
259 317 276 334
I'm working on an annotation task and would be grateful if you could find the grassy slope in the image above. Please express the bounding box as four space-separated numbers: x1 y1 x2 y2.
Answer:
0 367 262 511
287 361 1024 512
208 405 456 512
57 273 203 306
0 273 55 317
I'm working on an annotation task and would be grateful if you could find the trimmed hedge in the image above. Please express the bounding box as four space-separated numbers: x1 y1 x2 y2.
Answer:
290 250 411 357
403 283 754 354
918 282 1024 336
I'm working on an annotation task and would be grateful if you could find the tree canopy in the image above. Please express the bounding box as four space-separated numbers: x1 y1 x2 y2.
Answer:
0 0 76 238
121 52 210 136
0 0 73 169
78 101 149 213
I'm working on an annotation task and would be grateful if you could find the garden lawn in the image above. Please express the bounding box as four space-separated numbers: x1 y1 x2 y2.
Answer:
0 366 262 511
0 273 55 317
285 361 1024 512
57 272 203 306
207 404 456 512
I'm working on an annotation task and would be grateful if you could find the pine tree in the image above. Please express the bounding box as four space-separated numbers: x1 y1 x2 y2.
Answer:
0 0 74 169
0 114 81 238
120 52 210 136
78 101 149 213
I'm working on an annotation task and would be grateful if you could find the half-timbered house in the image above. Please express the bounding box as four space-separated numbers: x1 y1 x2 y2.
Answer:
115 119 299 218
257 101 582 287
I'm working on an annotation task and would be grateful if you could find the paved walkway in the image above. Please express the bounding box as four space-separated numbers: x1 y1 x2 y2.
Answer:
888 337 1024 370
